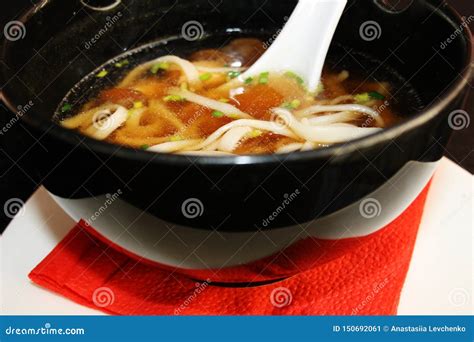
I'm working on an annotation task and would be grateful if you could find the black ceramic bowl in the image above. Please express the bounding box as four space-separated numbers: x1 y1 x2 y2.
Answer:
1 0 472 234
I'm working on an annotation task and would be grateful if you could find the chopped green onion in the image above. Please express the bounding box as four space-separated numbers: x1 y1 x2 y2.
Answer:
163 95 185 102
282 99 301 110
228 113 240 120
315 83 325 95
244 77 254 85
199 72 213 81
354 93 371 103
169 135 183 142
259 72 270 85
115 60 129 68
140 144 150 150
354 91 385 103
247 129 263 138
151 62 170 74
227 71 241 79
96 70 108 78
133 101 144 109
292 99 302 108
61 103 72 113
368 91 385 100
284 71 304 85
212 111 225 118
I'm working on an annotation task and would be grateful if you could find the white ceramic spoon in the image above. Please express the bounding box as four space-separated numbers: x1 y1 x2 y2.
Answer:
240 0 347 93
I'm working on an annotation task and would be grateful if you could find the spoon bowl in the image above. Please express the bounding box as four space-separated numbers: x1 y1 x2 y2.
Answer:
241 0 347 92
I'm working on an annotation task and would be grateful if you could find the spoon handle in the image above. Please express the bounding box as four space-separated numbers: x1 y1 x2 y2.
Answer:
242 0 347 92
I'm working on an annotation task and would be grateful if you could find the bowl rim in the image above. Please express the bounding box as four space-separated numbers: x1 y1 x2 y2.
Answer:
1 0 473 167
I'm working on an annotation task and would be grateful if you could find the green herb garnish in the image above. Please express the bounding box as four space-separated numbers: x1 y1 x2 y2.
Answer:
140 144 150 150
151 62 170 74
247 129 263 138
282 99 301 110
315 83 325 95
163 95 185 102
199 73 213 81
354 93 371 103
115 60 129 68
284 71 304 85
259 72 270 85
228 71 241 79
96 70 108 78
169 135 183 142
133 101 144 109
355 91 386 103
61 103 72 113
244 77 254 85
227 113 240 120
368 91 385 100
212 111 225 118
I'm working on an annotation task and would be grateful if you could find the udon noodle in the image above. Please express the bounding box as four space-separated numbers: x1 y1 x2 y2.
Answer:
60 38 400 155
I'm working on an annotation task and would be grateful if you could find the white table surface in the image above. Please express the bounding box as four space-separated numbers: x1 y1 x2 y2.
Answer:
1 158 472 315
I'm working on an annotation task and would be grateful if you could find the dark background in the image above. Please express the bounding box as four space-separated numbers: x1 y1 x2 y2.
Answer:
0 0 473 233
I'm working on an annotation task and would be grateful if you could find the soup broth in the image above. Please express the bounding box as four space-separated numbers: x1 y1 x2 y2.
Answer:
58 38 406 156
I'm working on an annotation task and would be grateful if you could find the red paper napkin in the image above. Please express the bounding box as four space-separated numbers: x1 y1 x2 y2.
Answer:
29 185 430 315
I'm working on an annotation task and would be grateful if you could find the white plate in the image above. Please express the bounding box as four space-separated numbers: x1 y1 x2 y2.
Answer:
1 158 472 315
